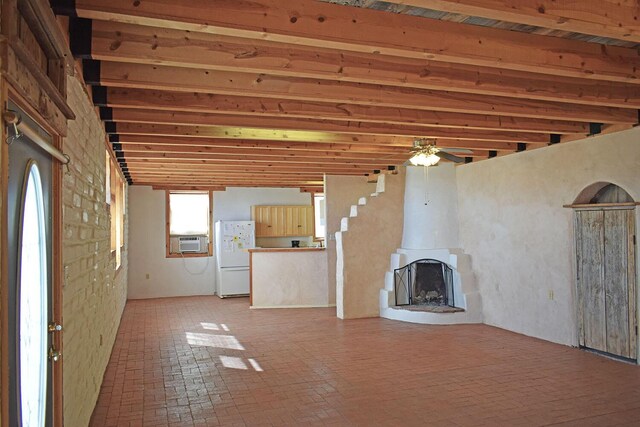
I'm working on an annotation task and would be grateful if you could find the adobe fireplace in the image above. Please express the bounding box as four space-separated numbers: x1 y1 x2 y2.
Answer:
394 259 455 308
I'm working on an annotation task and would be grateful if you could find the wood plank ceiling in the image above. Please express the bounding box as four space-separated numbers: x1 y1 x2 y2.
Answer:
51 0 640 192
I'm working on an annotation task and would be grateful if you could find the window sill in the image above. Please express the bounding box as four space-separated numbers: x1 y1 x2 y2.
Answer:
166 252 212 259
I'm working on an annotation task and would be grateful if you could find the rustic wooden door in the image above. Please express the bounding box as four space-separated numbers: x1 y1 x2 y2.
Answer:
576 208 637 359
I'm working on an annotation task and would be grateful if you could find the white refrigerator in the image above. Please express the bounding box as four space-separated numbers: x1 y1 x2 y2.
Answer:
215 221 255 297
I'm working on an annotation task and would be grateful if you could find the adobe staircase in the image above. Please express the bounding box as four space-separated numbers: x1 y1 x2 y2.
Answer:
334 171 405 319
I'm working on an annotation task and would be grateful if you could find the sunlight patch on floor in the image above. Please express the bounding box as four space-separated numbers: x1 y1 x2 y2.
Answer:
248 358 263 372
220 355 248 370
185 332 245 350
200 322 220 330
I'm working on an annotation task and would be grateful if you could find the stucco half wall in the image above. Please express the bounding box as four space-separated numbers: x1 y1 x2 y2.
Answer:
456 127 640 346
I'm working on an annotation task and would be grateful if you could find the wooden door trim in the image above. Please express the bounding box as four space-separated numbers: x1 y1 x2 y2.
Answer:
1 74 11 427
5 83 65 426
626 211 637 359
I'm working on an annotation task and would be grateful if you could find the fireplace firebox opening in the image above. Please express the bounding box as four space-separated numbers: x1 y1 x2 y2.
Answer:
394 259 455 308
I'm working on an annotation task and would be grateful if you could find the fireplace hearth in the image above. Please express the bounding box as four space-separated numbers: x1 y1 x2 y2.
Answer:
394 259 455 308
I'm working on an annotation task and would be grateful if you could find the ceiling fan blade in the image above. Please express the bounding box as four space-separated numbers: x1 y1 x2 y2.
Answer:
440 147 473 154
436 151 465 163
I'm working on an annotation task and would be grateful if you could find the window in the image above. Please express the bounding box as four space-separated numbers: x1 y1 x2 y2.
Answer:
165 191 213 257
313 193 325 240
106 151 125 269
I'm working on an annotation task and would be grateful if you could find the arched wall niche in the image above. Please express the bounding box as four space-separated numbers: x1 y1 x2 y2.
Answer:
573 182 635 205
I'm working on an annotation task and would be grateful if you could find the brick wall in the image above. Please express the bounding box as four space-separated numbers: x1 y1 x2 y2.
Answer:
61 74 128 427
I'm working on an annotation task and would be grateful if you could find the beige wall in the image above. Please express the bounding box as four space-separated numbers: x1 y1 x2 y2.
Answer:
325 175 375 305
128 186 216 299
251 250 329 308
457 128 640 346
61 75 128 427
337 171 406 318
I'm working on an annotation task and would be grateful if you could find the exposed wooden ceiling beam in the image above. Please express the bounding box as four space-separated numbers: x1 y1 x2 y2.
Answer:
122 161 387 174
130 171 330 178
108 120 548 144
383 0 640 44
55 0 640 82
86 20 640 108
119 143 415 161
121 151 408 164
99 90 589 134
89 61 637 124
141 180 323 191
126 165 366 174
115 135 519 151
130 174 325 183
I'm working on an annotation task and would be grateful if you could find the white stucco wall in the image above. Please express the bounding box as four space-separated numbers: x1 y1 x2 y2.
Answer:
402 164 460 249
250 249 329 308
128 186 216 299
456 127 640 346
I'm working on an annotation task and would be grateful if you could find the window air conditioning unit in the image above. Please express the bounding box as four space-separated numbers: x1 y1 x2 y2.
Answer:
178 236 202 253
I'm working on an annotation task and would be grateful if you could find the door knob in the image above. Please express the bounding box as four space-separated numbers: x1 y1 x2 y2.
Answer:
48 346 61 362
48 322 62 332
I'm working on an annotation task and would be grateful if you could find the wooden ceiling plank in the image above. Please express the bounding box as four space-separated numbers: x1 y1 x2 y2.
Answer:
89 20 640 108
102 90 589 134
94 61 637 124
383 0 640 44
109 119 549 143
59 0 640 82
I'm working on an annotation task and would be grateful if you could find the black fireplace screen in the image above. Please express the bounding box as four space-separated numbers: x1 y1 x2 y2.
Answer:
394 259 455 307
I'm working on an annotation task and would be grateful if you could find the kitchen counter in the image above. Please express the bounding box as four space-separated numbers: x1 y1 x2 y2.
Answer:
248 248 330 309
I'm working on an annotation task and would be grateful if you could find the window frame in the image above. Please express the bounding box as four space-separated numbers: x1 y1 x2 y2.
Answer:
312 193 326 242
106 150 125 270
165 190 213 258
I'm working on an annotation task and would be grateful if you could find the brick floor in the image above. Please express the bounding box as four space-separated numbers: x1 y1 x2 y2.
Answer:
90 296 640 426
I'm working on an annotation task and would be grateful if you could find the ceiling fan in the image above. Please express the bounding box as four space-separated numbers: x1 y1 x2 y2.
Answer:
406 138 473 166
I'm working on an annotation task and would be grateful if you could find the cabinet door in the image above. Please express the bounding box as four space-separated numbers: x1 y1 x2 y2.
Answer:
291 206 314 236
285 206 300 236
252 206 271 237
270 206 286 236
302 206 314 236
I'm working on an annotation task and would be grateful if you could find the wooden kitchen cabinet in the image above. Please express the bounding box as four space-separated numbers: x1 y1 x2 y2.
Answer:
252 205 314 237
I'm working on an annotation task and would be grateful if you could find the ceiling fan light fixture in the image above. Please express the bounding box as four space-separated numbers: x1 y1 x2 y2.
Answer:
409 152 440 167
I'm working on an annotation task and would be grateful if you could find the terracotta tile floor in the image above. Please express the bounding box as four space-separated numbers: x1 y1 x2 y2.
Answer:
90 296 640 426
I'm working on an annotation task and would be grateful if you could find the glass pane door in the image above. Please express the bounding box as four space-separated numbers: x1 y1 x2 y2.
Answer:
18 163 48 426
